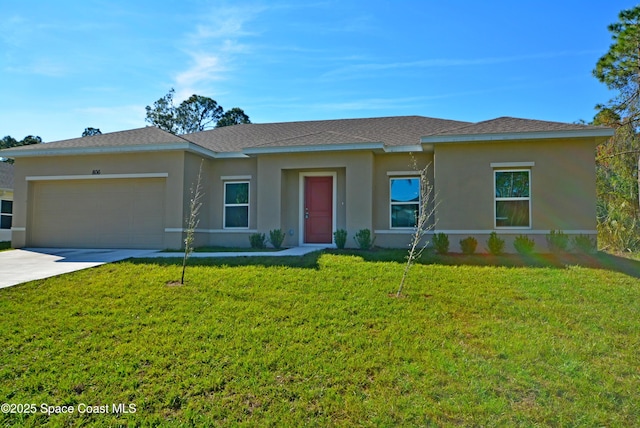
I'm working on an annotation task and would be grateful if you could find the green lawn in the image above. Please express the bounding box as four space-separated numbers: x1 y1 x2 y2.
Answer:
1 251 638 426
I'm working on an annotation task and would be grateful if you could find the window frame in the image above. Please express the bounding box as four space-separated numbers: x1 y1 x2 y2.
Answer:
0 199 12 230
223 181 250 229
389 176 421 229
493 168 531 229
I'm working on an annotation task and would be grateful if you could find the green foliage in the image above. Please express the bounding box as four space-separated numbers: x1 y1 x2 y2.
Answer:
249 233 266 249
486 232 505 255
268 229 286 249
513 235 536 255
459 236 478 255
2 254 639 426
217 107 251 128
81 127 101 137
145 88 250 134
546 230 569 253
432 232 450 254
592 6 640 252
1 135 42 163
354 228 375 250
572 235 597 254
333 229 348 249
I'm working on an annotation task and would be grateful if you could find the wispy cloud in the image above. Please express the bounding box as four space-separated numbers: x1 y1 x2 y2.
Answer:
172 5 265 101
322 50 602 80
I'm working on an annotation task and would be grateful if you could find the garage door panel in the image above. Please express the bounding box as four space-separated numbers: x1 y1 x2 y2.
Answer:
30 178 165 249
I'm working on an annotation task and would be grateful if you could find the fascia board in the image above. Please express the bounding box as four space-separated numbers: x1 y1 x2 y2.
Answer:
383 144 423 153
242 142 385 155
420 128 615 144
0 142 220 159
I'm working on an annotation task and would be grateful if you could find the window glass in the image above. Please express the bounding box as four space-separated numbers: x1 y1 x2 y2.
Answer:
496 200 529 227
225 183 249 205
0 200 12 214
0 215 10 230
495 170 530 228
390 178 420 228
495 171 529 198
224 182 249 228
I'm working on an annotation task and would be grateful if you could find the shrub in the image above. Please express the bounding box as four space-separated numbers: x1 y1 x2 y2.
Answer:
513 235 535 255
249 233 266 249
268 229 286 249
572 234 596 254
486 232 505 255
333 229 348 249
432 233 450 254
459 236 478 255
546 230 569 253
354 228 375 250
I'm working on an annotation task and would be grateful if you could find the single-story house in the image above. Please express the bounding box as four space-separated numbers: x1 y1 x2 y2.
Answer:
0 162 14 242
0 116 613 252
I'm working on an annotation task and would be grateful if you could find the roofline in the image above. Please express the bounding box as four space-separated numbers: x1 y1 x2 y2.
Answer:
242 142 386 155
420 128 615 143
0 142 222 159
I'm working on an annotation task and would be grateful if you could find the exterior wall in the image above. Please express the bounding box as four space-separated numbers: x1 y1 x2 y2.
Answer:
0 188 13 242
204 157 258 248
433 138 599 252
254 151 374 248
372 152 434 248
11 152 186 249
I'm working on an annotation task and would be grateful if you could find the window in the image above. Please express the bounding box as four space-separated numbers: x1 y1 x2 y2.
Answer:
390 177 420 228
224 182 249 228
494 170 530 228
0 200 12 230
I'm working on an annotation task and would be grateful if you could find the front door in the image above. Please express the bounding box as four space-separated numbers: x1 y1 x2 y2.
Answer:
304 176 333 243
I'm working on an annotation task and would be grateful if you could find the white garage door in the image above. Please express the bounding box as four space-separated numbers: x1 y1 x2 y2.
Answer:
29 178 165 248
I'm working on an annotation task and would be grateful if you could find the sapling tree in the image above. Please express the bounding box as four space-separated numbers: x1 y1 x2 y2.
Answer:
181 161 204 284
396 161 436 297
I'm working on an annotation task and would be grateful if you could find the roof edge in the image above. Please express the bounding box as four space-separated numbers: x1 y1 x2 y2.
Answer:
0 142 220 159
421 128 615 144
243 142 386 155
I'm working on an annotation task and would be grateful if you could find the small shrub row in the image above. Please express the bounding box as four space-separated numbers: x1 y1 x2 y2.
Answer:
249 229 287 249
428 231 596 255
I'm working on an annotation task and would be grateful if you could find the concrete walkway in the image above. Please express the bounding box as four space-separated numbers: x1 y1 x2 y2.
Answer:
0 248 159 289
0 246 328 289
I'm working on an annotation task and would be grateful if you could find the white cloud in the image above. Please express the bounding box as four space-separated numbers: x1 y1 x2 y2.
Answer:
172 5 264 100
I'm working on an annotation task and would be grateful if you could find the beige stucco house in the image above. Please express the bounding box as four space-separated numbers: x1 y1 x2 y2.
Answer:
0 116 613 252
0 162 14 242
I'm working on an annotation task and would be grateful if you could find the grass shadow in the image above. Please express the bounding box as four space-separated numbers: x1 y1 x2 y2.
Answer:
327 248 640 279
128 250 323 270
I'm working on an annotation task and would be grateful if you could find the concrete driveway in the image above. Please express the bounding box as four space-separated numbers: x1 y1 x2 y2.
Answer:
0 248 159 289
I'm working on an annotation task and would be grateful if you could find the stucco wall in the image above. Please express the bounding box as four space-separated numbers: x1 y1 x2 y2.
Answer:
433 138 599 252
372 152 434 248
255 151 373 247
11 152 186 249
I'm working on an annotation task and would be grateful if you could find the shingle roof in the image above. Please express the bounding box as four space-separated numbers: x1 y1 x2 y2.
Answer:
0 126 186 153
0 115 612 158
0 162 14 189
185 116 471 152
431 116 604 136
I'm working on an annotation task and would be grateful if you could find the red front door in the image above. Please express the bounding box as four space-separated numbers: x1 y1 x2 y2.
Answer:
304 176 333 243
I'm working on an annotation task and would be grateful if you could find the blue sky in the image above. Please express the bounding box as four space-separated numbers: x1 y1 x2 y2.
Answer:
0 1 635 142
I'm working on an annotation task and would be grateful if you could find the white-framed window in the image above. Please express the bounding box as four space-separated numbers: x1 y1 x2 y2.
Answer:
494 169 531 228
390 177 420 228
223 181 249 229
0 200 12 230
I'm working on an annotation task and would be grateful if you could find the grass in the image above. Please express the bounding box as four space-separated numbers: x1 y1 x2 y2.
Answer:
0 241 12 251
1 250 639 426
